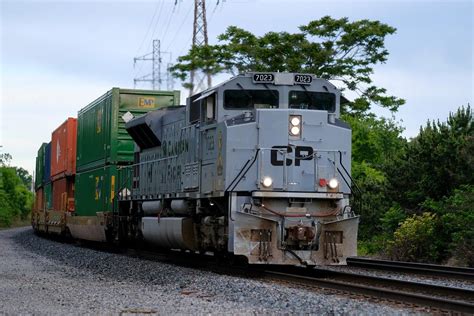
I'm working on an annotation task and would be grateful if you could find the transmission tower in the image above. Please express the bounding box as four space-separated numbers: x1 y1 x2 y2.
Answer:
134 39 164 90
190 0 212 95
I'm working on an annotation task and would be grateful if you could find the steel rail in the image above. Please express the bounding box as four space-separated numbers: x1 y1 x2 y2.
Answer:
265 270 474 314
347 257 474 280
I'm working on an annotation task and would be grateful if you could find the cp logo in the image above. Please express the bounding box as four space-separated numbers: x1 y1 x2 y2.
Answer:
270 146 314 166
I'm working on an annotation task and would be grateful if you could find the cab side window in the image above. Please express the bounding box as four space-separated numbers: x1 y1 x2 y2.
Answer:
189 96 201 123
203 94 216 122
189 93 216 124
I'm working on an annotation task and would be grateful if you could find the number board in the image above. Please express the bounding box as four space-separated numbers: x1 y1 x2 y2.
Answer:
253 73 275 83
294 74 313 85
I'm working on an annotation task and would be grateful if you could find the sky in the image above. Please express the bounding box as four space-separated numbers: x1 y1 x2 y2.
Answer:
1 0 473 174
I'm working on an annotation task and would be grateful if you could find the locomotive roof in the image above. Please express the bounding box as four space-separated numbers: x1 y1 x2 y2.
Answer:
192 72 347 101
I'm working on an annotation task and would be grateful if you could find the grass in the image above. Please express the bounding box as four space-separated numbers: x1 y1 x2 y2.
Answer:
0 217 31 230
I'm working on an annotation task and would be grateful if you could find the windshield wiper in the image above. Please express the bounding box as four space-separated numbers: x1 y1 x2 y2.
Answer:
300 84 314 108
236 83 254 108
263 83 278 101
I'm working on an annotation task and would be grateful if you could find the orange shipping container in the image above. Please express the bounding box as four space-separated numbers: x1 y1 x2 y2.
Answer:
52 177 75 212
34 188 44 211
51 118 77 180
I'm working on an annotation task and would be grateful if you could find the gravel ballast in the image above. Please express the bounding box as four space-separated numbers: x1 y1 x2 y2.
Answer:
1 227 419 315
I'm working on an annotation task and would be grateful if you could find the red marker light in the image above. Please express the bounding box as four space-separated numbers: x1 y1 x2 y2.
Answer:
319 178 327 187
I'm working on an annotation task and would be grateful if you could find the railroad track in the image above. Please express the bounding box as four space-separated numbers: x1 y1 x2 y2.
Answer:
69 239 474 313
127 249 474 313
347 257 474 280
265 266 474 314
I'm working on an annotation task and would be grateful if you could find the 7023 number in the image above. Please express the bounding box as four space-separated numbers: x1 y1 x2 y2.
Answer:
253 73 274 83
294 74 313 84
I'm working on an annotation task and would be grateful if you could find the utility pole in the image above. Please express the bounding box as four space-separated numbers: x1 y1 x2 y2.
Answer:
134 39 163 90
190 0 212 96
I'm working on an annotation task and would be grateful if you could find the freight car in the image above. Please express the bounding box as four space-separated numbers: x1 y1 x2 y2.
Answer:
32 74 359 267
32 88 181 236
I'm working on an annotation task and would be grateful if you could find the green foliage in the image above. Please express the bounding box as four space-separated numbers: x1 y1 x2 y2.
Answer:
171 16 405 114
0 153 12 165
16 167 32 189
387 105 473 211
387 212 439 262
358 234 391 256
346 114 406 240
344 114 405 165
352 161 389 240
421 185 474 266
0 154 34 227
0 190 15 226
380 205 407 233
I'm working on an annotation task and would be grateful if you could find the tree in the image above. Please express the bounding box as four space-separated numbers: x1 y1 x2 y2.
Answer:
386 105 473 211
0 153 34 227
171 16 405 115
344 115 406 240
421 185 474 266
0 152 12 166
15 167 32 189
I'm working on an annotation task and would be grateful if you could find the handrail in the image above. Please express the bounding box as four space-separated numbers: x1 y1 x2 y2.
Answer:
115 146 363 215
335 150 363 214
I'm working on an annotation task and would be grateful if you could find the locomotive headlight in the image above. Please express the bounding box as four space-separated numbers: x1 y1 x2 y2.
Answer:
262 176 273 188
290 126 300 136
290 116 301 126
289 115 302 137
328 178 339 189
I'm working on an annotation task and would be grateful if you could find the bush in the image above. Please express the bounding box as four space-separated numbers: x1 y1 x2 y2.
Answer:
380 205 406 233
0 191 14 226
0 166 34 227
424 185 474 266
386 212 439 262
352 161 391 240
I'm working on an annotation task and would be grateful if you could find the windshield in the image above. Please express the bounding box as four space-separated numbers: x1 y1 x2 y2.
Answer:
224 90 279 109
289 91 335 112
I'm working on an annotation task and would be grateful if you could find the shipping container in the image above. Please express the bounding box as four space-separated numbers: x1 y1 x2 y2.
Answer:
35 143 47 189
75 164 131 216
43 142 51 184
76 88 180 172
51 118 77 180
34 188 44 211
52 177 75 212
44 182 52 210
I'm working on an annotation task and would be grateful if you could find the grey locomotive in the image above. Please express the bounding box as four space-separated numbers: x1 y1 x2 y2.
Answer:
119 72 359 266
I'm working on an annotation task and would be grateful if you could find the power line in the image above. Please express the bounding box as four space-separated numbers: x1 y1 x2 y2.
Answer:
134 0 167 78
158 3 177 44
149 0 167 48
135 1 162 56
164 3 193 51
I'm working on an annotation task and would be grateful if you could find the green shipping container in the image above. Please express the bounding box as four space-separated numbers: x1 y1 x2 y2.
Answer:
74 165 131 217
35 143 47 189
44 182 52 210
76 88 180 172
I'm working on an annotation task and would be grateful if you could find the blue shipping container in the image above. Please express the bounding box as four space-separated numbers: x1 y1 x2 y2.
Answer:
43 142 51 184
